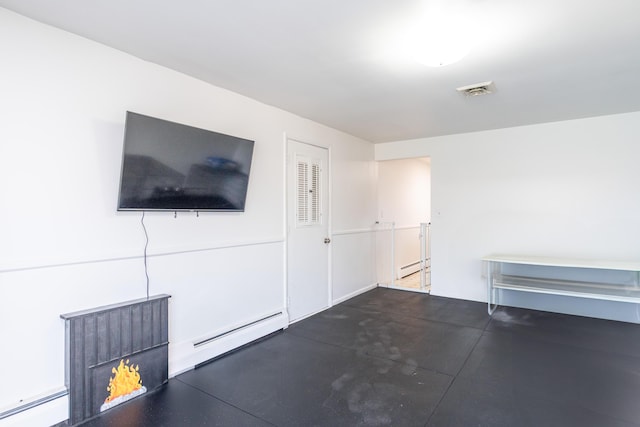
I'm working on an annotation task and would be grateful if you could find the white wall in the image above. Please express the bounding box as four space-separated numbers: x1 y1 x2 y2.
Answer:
330 138 379 302
376 111 640 322
0 8 376 425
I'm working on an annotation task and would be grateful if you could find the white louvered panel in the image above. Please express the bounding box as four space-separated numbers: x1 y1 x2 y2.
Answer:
296 156 323 227
311 162 320 223
297 160 309 224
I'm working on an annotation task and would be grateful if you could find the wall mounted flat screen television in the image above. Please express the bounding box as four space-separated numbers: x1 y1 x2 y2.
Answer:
117 112 254 212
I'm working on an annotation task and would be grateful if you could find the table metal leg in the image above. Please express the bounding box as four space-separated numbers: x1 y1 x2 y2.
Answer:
487 261 498 315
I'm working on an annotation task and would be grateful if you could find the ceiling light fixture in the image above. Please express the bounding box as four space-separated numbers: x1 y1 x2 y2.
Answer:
377 1 482 69
413 34 472 67
410 1 477 67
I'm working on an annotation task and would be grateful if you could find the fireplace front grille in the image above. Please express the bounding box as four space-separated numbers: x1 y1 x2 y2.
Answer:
60 294 170 425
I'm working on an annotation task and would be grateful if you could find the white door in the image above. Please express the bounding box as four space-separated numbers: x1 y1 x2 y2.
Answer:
287 139 330 322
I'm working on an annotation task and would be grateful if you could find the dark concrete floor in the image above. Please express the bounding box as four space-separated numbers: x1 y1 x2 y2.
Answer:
76 288 640 426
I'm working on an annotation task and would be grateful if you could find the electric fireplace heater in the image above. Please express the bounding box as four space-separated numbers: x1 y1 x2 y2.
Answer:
60 294 170 425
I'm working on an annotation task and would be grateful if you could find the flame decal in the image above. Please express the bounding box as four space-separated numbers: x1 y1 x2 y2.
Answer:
104 359 142 403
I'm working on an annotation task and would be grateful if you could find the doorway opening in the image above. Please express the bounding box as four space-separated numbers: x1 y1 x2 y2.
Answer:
375 157 431 293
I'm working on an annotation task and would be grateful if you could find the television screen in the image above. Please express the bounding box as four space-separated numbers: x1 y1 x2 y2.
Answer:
117 112 254 212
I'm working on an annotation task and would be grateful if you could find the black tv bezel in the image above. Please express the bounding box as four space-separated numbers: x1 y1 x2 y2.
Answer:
116 111 254 213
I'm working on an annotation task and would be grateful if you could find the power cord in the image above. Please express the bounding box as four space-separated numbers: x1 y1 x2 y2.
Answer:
141 211 150 299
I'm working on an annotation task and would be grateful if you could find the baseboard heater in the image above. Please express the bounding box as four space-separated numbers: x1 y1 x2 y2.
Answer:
0 389 67 420
193 311 283 348
398 260 422 279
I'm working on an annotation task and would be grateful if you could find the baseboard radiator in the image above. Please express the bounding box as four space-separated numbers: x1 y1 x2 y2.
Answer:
193 311 284 349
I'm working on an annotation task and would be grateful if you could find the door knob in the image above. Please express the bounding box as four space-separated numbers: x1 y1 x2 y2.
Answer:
324 238 331 244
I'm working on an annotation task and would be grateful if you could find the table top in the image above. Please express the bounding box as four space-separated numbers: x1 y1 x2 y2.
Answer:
482 254 640 272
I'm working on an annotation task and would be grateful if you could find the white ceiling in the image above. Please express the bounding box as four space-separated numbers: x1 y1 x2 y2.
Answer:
2 0 640 143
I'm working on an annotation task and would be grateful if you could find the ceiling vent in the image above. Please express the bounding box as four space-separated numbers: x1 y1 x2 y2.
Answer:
456 81 495 97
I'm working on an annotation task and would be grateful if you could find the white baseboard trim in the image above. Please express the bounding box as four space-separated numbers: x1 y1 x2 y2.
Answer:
168 310 289 377
0 394 68 427
378 283 430 294
288 306 333 324
332 283 378 305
